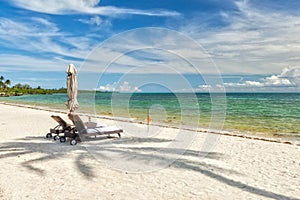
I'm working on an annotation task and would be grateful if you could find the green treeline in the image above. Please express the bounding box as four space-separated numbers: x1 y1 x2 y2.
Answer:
0 76 66 96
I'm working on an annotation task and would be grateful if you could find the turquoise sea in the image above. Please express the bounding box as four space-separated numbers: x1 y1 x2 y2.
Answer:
1 92 300 139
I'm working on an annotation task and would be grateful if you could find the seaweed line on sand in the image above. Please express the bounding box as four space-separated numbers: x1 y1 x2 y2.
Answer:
0 101 299 146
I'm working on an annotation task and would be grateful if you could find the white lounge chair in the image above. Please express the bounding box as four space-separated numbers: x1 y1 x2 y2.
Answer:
71 115 123 145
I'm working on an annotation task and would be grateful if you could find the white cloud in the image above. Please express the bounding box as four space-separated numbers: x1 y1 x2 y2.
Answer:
0 54 77 72
3 0 300 86
98 81 141 92
99 83 117 92
72 1 300 76
223 67 299 90
78 16 103 26
180 0 300 75
264 75 293 87
280 67 300 79
223 81 262 87
78 16 112 31
0 17 97 60
197 84 212 91
187 67 300 92
0 17 59 37
10 0 180 17
79 28 219 76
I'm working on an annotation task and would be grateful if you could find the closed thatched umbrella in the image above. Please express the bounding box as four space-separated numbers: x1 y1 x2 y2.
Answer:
65 63 79 113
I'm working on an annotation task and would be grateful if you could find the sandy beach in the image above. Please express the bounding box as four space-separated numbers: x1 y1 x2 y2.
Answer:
0 103 299 200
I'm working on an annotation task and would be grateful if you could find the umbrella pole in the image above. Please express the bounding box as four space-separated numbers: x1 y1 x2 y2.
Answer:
147 108 150 133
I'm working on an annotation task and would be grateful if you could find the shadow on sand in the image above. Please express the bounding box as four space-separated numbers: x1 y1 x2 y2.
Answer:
0 136 297 200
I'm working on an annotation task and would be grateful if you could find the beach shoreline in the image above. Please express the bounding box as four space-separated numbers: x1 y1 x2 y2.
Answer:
1 101 299 146
1 92 300 138
0 103 299 199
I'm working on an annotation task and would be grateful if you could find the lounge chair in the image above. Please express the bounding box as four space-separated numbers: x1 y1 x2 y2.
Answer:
70 114 123 145
46 115 77 143
46 115 72 139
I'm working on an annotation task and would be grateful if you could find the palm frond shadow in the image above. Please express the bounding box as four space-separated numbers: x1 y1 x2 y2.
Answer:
79 137 299 200
0 136 296 200
0 136 84 176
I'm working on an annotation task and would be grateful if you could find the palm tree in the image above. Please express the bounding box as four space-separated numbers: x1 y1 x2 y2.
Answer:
0 76 4 89
0 77 11 90
4 79 11 88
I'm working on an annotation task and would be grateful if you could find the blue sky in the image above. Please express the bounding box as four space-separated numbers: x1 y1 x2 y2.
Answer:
1 0 300 92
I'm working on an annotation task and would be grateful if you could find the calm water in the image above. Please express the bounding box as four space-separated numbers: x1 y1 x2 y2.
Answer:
1 92 300 138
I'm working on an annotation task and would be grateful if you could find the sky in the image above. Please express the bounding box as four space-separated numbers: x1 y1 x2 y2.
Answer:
1 0 300 92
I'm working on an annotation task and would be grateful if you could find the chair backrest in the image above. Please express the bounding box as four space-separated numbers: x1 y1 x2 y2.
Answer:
51 115 68 128
73 115 87 134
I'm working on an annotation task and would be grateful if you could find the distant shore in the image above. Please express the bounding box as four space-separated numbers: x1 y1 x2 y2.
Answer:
0 92 23 97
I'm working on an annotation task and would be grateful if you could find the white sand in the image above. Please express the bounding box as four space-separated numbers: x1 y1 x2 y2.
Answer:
0 103 299 200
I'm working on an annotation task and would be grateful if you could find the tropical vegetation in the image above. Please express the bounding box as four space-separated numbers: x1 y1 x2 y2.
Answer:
0 76 10 89
0 76 66 96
